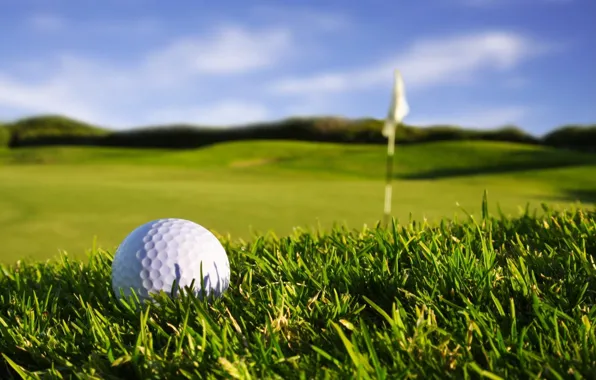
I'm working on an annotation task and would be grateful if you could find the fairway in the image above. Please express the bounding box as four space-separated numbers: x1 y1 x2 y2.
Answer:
1 140 596 263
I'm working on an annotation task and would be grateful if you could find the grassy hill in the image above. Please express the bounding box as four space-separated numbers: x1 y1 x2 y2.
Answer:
1 139 595 262
1 139 595 179
6 115 109 147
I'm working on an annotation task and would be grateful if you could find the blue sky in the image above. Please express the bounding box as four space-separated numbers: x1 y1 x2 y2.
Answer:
0 0 594 135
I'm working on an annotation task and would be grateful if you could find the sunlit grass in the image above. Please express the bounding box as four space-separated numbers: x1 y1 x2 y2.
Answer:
2 140 596 262
1 202 595 378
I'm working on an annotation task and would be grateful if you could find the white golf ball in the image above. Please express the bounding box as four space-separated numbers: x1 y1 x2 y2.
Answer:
111 218 230 301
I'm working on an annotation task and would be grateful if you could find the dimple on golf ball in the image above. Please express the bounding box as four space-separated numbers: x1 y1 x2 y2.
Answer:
111 218 230 301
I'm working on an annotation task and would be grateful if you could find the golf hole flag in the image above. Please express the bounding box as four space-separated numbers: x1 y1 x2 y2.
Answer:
383 69 409 226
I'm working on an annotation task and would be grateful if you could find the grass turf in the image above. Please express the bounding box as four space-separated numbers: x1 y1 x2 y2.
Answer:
1 205 595 378
1 140 596 262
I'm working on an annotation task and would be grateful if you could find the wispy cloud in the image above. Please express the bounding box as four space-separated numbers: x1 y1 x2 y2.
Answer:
143 25 292 78
0 24 295 127
0 26 553 128
0 71 104 124
268 31 551 96
1 4 574 131
407 105 530 129
146 101 271 127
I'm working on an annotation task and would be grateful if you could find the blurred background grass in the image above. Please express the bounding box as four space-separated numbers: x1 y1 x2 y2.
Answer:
1 134 595 262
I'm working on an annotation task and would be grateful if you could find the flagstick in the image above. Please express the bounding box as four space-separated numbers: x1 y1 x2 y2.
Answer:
382 69 408 228
383 121 396 227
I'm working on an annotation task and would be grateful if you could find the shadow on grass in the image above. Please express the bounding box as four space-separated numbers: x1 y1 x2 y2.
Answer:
396 150 596 180
548 189 596 205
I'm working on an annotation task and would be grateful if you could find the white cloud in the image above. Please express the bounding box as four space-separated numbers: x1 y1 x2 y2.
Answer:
0 7 562 131
268 31 549 96
408 105 529 129
0 25 293 127
143 25 292 80
0 73 103 123
146 101 271 126
26 13 65 32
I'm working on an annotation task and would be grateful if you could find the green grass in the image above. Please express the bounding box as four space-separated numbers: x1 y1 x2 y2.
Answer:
1 140 594 178
1 206 595 378
1 140 596 263
1 140 595 377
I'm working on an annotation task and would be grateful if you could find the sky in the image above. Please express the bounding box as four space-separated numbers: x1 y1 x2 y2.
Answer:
0 0 594 135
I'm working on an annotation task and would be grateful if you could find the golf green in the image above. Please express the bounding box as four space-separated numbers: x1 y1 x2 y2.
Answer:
1 140 595 262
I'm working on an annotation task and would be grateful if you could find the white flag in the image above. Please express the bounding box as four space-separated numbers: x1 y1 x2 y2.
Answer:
382 69 409 138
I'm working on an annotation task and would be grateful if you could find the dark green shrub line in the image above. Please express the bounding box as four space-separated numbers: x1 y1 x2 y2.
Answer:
543 125 596 152
3 114 596 151
0 124 9 148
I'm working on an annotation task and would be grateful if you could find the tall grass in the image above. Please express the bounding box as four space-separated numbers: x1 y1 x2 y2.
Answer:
1 203 595 378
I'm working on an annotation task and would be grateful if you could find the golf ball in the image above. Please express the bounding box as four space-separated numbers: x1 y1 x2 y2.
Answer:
111 218 230 301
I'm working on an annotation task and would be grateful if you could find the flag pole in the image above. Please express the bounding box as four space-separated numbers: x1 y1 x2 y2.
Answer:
382 69 409 227
383 120 396 227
